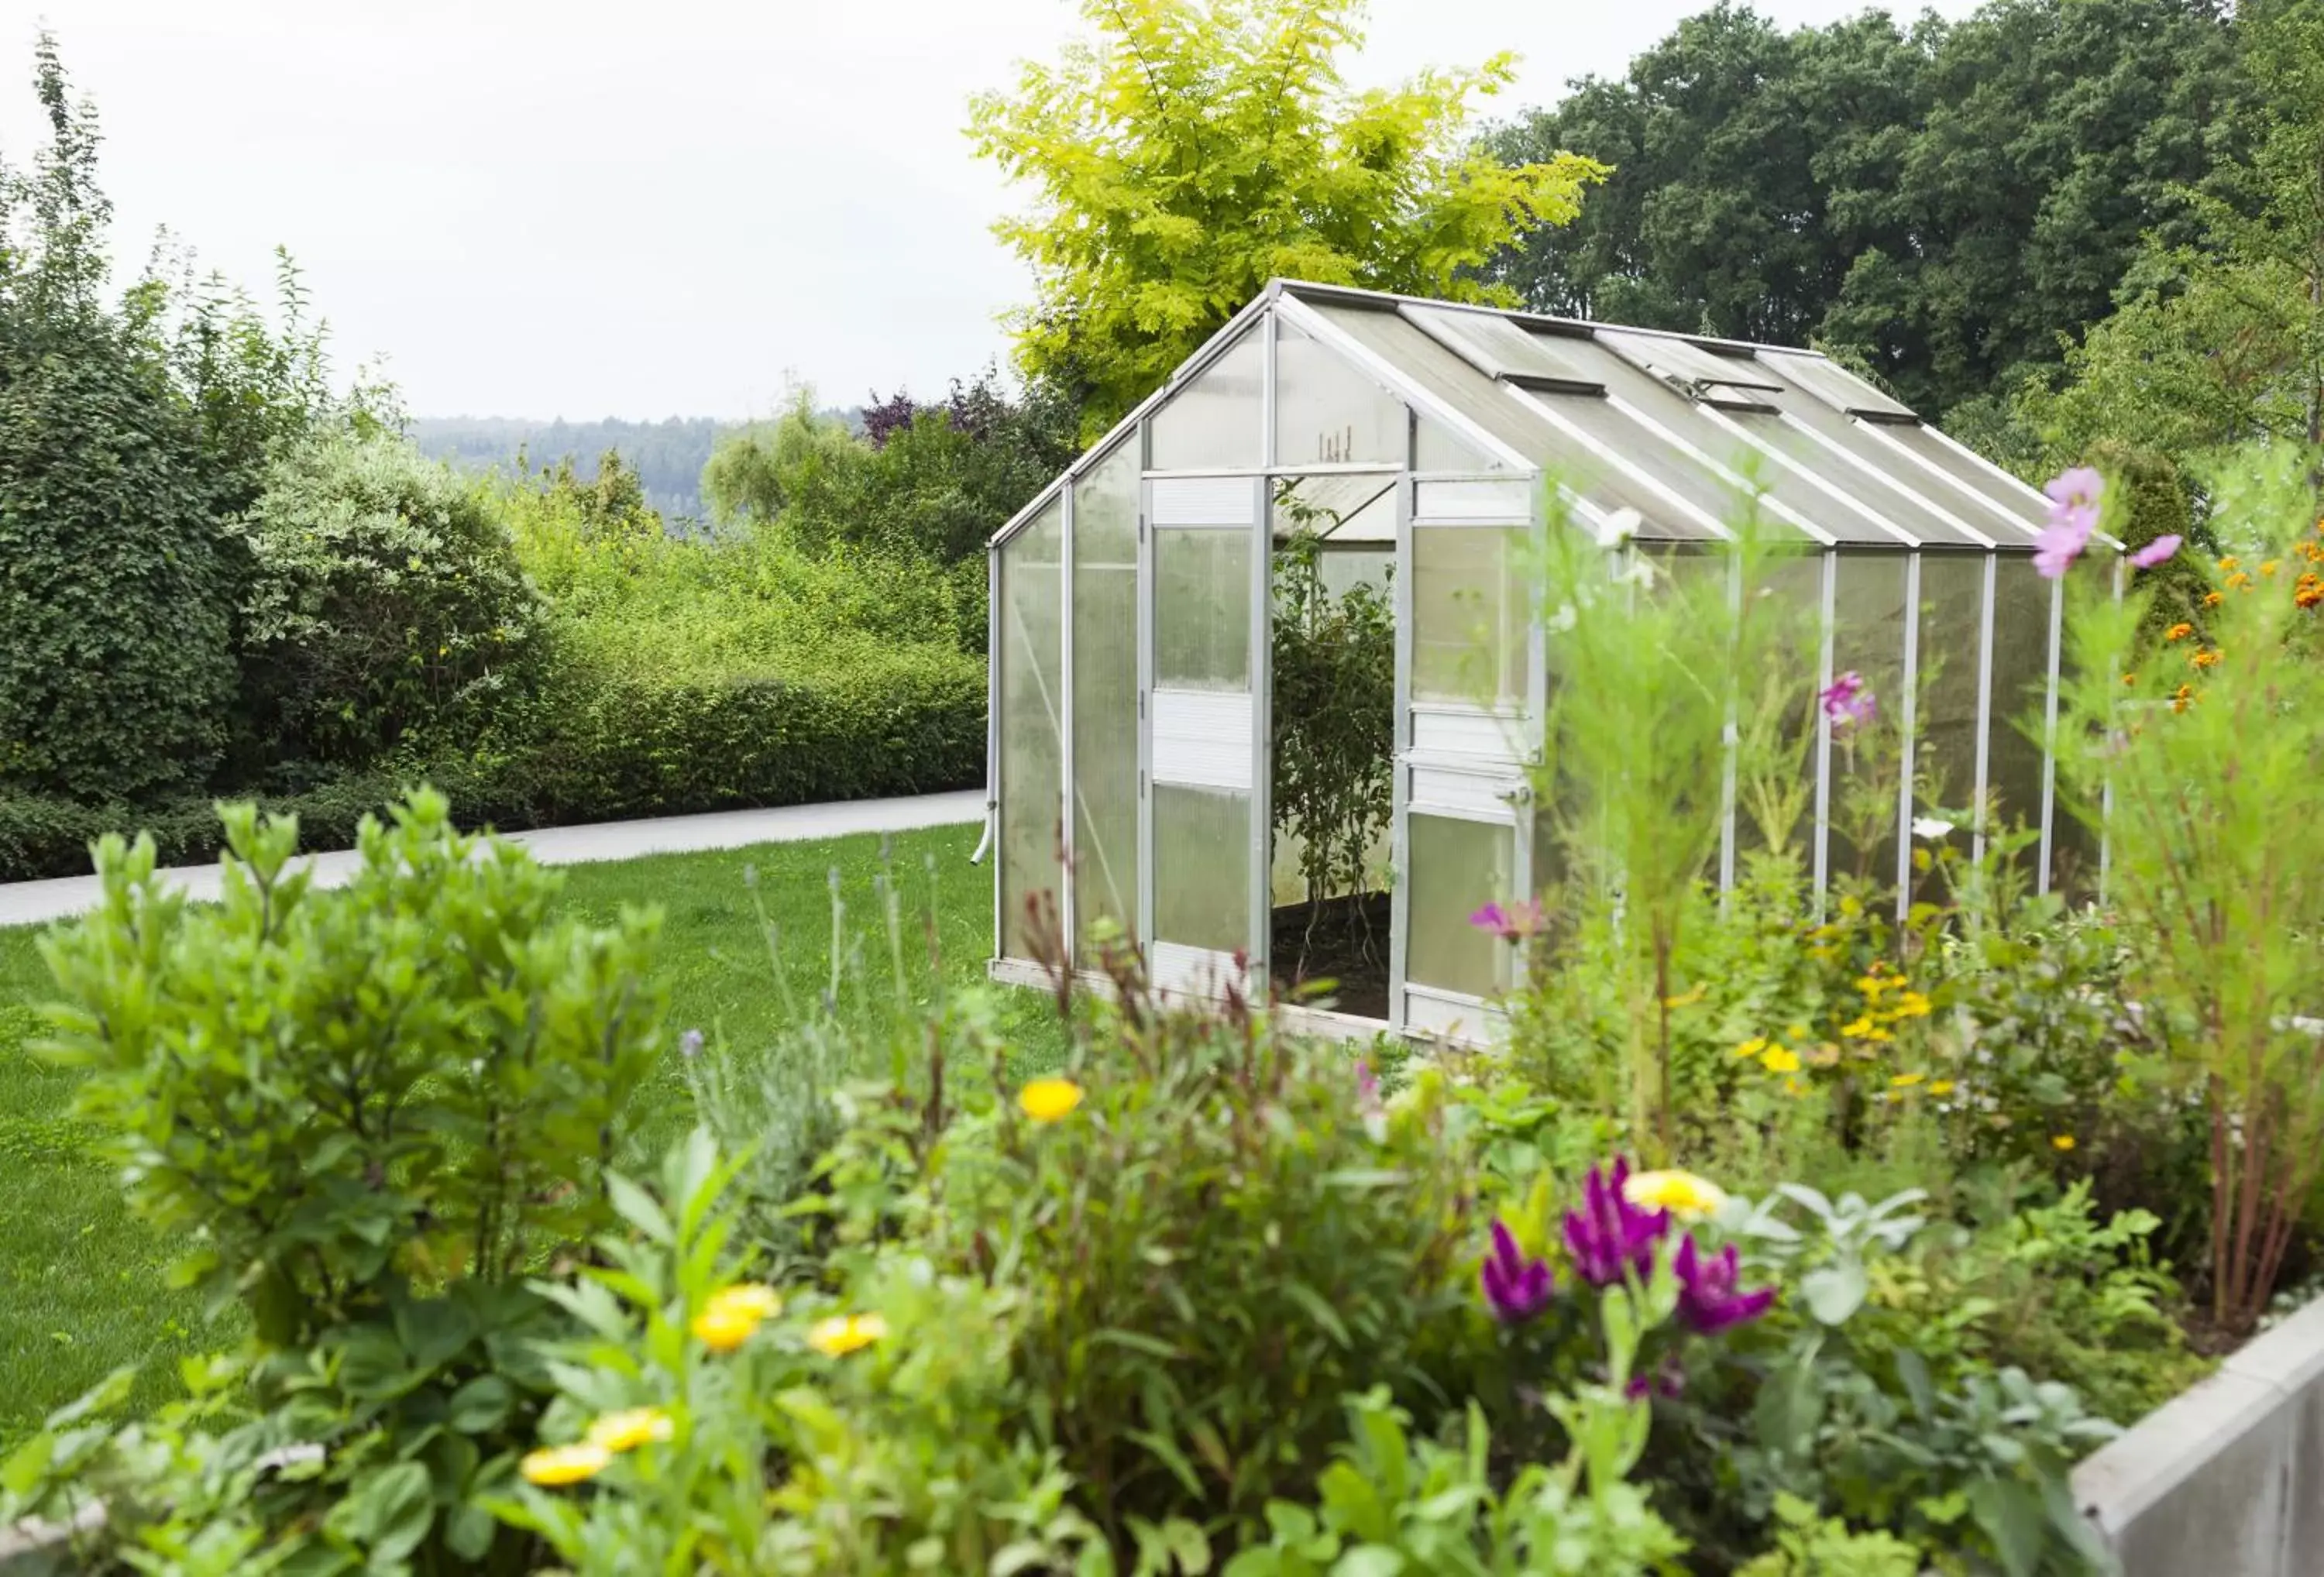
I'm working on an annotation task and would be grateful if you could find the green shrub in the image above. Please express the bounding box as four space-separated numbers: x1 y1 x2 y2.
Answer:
232 430 547 771
0 253 235 805
910 979 1480 1549
15 791 667 1572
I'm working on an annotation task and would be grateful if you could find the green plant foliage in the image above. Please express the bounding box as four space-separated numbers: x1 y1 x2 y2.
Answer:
19 790 666 1571
1269 524 1393 975
0 38 236 803
1733 1495 1923 1577
968 0 1605 432
914 974 1480 1548
231 429 548 771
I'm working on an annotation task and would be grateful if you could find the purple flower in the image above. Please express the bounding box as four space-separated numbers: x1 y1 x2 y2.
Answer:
1819 671 1877 730
1563 1160 1670 1288
2129 534 2182 571
2044 467 2104 537
679 1028 705 1060
1673 1234 1776 1334
1354 1058 1381 1108
1624 1357 1688 1401
1469 898 1545 943
1481 1219 1556 1324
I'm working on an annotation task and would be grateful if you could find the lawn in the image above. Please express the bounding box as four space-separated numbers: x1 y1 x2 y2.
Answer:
0 820 1060 1445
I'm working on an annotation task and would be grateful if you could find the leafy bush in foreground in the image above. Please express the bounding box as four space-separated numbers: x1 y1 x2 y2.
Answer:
15 792 667 1572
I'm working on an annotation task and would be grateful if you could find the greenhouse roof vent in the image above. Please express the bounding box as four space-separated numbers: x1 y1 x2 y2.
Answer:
1398 303 1606 397
1596 328 1784 413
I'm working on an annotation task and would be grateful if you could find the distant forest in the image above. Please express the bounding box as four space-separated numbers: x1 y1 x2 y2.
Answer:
412 412 858 521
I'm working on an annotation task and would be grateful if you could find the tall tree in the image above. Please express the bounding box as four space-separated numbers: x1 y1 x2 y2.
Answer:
2017 0 2324 475
969 0 1604 433
1490 0 2252 441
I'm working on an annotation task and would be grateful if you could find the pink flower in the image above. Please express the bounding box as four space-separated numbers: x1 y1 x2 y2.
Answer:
1819 671 1876 730
1468 898 1545 943
2044 467 2104 537
1354 1058 1380 1108
2034 466 2104 579
2129 534 2182 570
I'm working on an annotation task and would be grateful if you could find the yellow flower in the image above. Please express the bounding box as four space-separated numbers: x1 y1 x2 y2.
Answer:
1929 1080 1956 1097
1785 1022 1811 1041
1890 1071 1925 1088
2204 590 2224 607
2263 559 2281 578
1890 991 1932 1019
2219 555 2240 570
586 1407 674 1454
1663 982 1707 1008
1019 1077 1085 1123
2052 1134 2076 1152
1734 1036 1769 1060
1783 1077 1807 1098
1761 1046 1802 1074
1854 975 1893 998
692 1283 783 1352
807 1313 888 1357
1840 1015 1877 1039
521 1441 611 1487
1622 1169 1728 1220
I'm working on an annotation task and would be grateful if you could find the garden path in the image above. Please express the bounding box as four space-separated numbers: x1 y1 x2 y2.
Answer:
0 790 986 928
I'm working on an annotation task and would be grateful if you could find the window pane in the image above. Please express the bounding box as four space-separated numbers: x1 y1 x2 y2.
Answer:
1275 316 1407 466
1153 785 1250 953
1827 552 1910 891
999 502 1064 960
1406 813 1514 998
1150 327 1262 471
1985 562 2053 870
1733 551 1824 866
1416 414 1504 472
1074 444 1140 964
1912 554 1987 881
1156 528 1252 689
1414 527 1526 707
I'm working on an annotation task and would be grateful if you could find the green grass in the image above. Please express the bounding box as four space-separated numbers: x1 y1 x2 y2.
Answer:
0 820 1061 1445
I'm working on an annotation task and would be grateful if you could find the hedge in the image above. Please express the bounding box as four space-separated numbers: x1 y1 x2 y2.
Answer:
0 650 987 884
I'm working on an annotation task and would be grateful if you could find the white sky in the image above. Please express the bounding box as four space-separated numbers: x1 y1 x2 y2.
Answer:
6 0 1981 420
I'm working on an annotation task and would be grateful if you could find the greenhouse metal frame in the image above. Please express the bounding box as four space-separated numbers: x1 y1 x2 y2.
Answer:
985 279 2103 1041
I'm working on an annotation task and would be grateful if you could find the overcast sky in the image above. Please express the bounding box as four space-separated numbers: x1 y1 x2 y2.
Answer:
6 0 1979 420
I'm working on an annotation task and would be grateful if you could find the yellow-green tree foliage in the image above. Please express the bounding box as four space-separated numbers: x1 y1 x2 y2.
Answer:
968 0 1605 433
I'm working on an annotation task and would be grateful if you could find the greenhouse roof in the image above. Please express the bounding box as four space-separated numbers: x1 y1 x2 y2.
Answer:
992 280 2075 552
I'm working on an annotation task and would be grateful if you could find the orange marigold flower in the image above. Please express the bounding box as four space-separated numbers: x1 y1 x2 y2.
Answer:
2219 556 2240 570
2263 559 2282 578
2204 591 2224 607
2301 585 2324 611
2191 648 2222 669
2164 622 2192 643
2121 672 2137 685
2172 682 2195 713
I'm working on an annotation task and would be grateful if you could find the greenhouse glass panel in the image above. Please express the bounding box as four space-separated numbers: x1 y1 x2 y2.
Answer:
1732 551 1825 864
1985 563 2054 868
1406 813 1514 998
1414 527 1527 708
1156 528 1253 689
1883 425 2047 538
1912 553 1989 873
1072 445 1140 964
1827 553 1910 889
1415 414 1506 472
2047 551 2112 899
1275 317 1408 466
1153 785 1250 953
1149 325 1263 471
998 500 1064 960
1303 303 1552 469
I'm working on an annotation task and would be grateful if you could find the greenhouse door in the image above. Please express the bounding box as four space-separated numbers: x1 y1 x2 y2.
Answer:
1392 485 1538 1039
1141 476 1268 1000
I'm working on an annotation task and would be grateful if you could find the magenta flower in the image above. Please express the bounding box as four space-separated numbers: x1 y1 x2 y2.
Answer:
1563 1160 1669 1288
1819 671 1876 730
1468 898 1545 942
1481 1219 1556 1324
2129 534 2182 570
1354 1058 1380 1108
1673 1234 1776 1334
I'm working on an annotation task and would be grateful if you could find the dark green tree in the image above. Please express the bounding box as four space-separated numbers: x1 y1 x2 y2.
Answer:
0 37 236 801
1491 0 2254 439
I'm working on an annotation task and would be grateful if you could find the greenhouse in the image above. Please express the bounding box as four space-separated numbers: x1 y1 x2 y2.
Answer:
985 280 2092 1041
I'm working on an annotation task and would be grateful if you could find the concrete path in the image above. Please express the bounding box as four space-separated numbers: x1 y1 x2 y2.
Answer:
0 790 987 929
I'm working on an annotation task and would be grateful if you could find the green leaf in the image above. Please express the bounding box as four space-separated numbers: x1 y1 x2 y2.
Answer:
332 1460 435 1564
1967 1478 2046 1577
1800 1263 1868 1326
445 1375 513 1434
1331 1548 1404 1577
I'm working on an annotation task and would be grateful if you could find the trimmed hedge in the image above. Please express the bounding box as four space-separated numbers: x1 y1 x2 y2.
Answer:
0 651 986 884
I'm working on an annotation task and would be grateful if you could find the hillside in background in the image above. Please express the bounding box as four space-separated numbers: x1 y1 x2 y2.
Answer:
411 411 860 521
